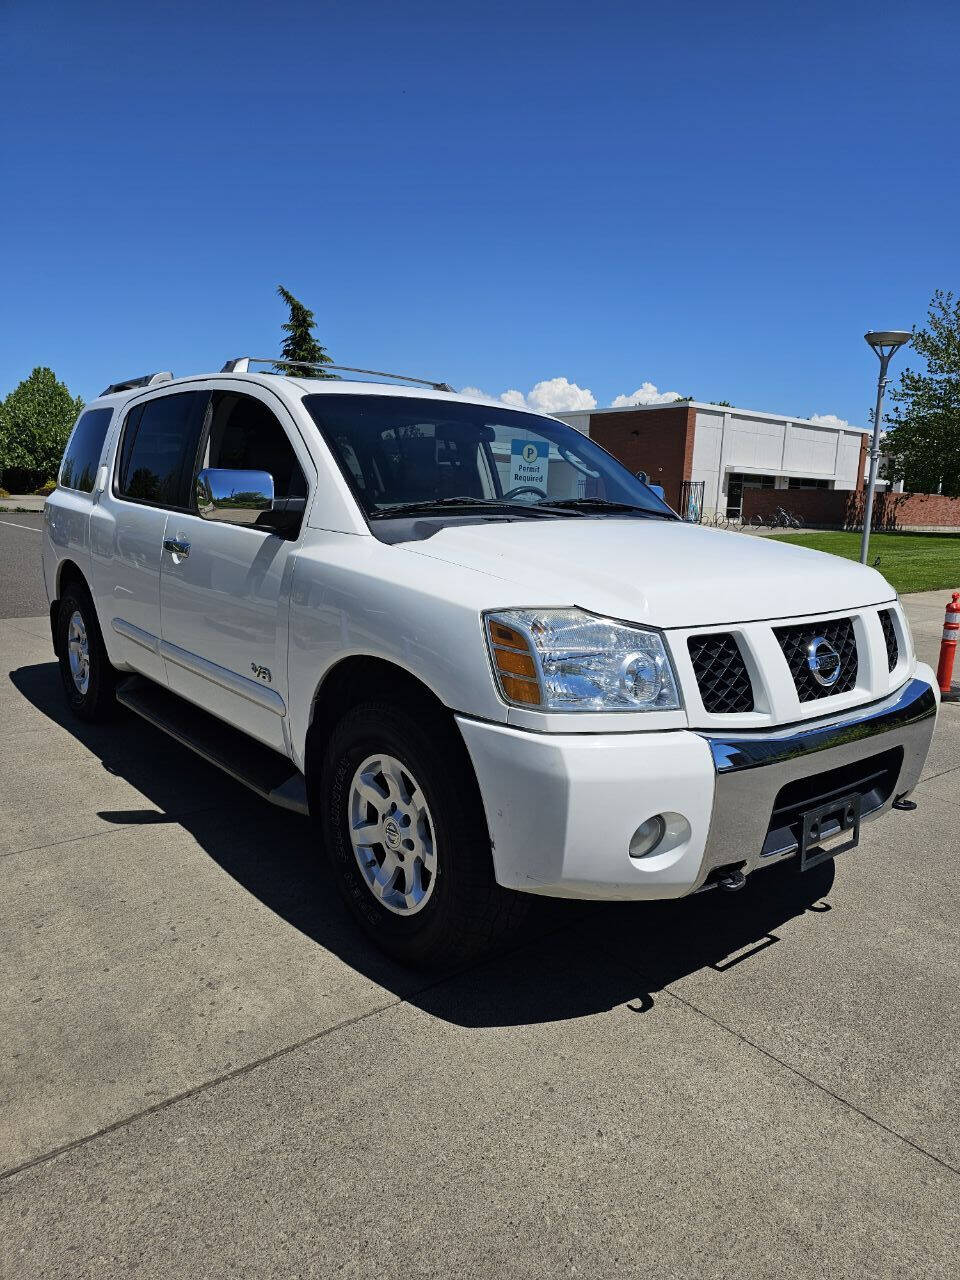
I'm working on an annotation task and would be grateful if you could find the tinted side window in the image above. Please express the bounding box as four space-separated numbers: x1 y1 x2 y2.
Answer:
60 408 113 492
116 392 207 508
202 392 306 500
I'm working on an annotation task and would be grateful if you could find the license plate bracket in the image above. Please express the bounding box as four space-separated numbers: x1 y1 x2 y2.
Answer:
799 792 861 871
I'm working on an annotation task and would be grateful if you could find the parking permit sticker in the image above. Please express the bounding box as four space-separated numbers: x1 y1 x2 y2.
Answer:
510 439 548 490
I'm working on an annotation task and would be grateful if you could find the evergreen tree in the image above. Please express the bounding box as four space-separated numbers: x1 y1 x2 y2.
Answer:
274 285 337 378
885 290 960 496
0 367 84 491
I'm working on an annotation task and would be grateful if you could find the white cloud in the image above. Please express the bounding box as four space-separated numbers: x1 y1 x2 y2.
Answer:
499 389 529 409
610 381 683 408
808 412 850 430
512 377 598 414
460 377 597 415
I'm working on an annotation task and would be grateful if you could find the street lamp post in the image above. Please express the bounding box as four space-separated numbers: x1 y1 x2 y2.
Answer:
860 330 911 564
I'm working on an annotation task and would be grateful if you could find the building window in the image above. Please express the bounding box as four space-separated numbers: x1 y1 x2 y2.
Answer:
726 472 777 518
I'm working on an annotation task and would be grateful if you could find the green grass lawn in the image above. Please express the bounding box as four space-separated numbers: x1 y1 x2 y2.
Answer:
769 531 960 595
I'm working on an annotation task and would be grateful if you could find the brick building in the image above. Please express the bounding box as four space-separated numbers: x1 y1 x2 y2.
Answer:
557 401 869 520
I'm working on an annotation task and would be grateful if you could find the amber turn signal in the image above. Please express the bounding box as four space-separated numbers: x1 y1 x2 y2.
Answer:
484 616 543 707
498 674 542 705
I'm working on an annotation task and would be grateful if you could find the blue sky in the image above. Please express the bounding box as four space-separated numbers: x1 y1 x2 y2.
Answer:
2 0 957 427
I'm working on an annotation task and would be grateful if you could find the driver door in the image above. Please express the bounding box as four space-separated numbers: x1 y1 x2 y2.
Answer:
158 386 313 751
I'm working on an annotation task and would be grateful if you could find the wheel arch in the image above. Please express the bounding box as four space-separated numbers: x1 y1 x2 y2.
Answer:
49 559 89 653
308 655 450 744
56 558 89 597
304 654 479 792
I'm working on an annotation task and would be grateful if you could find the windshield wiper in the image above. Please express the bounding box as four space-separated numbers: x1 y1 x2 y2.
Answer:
533 497 677 519
370 496 555 519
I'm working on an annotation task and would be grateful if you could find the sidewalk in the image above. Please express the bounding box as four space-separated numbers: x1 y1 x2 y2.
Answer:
0 495 46 512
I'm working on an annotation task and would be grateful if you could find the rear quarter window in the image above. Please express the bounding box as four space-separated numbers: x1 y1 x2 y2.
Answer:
59 407 114 493
115 391 208 508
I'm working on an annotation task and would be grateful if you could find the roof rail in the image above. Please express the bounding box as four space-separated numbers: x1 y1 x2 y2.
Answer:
220 357 455 394
100 371 174 396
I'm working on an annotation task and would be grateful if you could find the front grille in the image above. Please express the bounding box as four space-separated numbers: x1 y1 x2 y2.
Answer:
762 747 903 856
774 616 858 701
687 633 754 713
879 609 899 671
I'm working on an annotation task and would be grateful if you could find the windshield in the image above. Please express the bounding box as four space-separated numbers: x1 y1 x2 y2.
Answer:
302 395 676 519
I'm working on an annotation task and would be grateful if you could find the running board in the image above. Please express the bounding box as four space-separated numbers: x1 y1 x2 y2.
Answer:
115 676 309 816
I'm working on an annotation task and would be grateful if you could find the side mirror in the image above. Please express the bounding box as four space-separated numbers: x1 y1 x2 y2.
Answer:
196 468 274 526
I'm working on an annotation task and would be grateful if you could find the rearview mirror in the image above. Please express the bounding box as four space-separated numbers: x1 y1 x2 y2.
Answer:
196 468 274 526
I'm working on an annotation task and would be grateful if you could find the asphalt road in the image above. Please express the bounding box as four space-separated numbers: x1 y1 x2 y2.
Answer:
1 558 959 1275
0 513 47 619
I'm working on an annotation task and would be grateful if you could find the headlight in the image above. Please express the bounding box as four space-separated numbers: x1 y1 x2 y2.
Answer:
484 608 681 712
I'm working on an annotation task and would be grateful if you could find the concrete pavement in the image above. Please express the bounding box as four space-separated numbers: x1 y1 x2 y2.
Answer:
1 598 958 1278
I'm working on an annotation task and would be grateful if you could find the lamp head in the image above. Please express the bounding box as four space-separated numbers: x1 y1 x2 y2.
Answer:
865 330 911 357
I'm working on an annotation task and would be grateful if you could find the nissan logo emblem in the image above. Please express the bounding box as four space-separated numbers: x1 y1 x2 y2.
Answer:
806 636 842 687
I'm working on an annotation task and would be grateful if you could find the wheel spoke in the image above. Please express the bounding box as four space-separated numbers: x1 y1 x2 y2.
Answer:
369 856 401 902
407 784 428 818
355 774 388 809
378 757 406 803
402 859 423 907
350 819 382 848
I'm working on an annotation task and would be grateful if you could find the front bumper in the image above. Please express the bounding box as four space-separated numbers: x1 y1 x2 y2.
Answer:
455 665 938 900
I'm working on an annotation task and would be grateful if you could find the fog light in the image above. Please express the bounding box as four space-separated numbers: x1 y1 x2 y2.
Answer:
629 815 667 859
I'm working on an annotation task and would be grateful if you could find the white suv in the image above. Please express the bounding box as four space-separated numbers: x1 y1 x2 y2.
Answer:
43 359 939 964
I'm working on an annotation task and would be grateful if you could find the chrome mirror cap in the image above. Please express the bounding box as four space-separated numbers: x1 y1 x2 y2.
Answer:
196 468 274 525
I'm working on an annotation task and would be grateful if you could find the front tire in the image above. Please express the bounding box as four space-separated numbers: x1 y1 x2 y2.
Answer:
55 584 118 722
315 699 526 967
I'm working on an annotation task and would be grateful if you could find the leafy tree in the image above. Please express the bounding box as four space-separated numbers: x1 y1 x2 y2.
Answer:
274 285 337 378
885 290 960 496
0 367 84 491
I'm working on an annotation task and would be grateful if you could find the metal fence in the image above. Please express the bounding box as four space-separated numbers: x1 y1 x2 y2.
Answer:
679 480 705 523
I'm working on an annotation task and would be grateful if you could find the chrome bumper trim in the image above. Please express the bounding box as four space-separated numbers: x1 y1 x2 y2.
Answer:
703 678 937 774
692 676 938 891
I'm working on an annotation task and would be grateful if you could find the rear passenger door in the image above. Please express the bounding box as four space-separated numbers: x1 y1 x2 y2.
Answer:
91 389 208 684
158 385 313 751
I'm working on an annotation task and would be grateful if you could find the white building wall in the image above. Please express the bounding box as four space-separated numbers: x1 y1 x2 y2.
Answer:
835 432 865 488
690 410 724 515
691 409 866 515
561 411 592 436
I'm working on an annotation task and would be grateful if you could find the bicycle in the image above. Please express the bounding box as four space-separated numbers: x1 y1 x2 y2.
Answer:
755 506 802 530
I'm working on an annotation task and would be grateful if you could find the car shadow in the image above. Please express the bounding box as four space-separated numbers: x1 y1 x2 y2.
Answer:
10 660 836 1029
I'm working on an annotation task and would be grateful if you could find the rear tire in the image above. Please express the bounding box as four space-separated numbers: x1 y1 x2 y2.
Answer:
314 699 527 967
55 583 119 722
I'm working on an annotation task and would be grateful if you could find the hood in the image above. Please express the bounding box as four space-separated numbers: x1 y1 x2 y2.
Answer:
401 518 894 628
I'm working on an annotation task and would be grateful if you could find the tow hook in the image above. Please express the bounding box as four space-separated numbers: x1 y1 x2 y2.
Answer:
717 868 747 893
893 796 918 811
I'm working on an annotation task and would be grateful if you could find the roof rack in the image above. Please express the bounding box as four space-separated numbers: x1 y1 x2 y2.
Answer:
220 357 455 394
100 371 173 396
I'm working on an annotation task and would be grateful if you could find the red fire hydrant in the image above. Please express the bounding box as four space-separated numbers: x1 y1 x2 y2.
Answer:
936 591 960 701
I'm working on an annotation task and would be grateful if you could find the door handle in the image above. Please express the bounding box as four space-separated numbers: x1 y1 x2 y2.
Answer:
162 537 191 558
